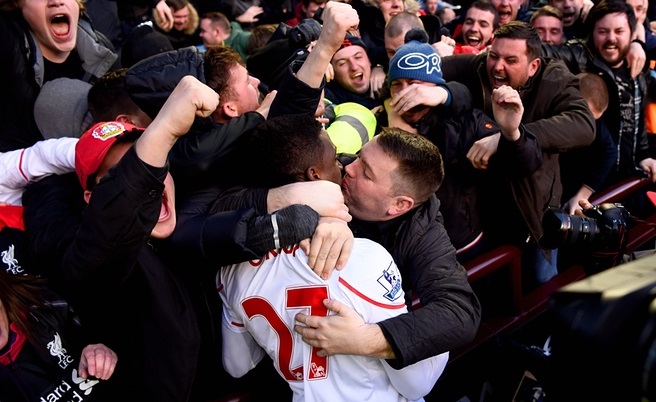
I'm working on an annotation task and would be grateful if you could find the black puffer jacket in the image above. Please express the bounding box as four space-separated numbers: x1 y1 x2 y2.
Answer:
351 194 482 368
125 48 323 194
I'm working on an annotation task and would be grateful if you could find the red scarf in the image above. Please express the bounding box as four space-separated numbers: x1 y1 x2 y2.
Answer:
0 322 27 365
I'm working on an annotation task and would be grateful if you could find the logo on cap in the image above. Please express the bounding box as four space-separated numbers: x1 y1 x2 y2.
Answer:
92 122 126 141
396 52 441 76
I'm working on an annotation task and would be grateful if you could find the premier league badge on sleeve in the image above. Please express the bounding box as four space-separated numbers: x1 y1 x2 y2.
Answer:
377 261 403 302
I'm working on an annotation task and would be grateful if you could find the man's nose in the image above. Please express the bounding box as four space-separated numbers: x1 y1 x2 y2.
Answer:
344 161 355 176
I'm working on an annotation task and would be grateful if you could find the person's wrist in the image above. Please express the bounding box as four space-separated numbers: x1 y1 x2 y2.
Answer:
632 38 646 49
501 128 521 142
366 323 395 359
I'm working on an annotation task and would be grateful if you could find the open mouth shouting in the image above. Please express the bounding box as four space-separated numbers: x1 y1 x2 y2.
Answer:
497 9 513 25
599 41 622 63
491 74 509 88
151 184 177 239
561 11 576 25
350 71 368 92
50 13 72 41
465 34 483 48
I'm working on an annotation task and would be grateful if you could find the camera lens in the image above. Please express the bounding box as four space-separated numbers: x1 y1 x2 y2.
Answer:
540 209 600 249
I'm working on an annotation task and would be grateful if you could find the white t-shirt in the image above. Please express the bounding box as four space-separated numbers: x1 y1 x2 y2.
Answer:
218 238 449 402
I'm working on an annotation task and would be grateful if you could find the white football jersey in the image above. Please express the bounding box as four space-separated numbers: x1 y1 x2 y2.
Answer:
218 238 448 402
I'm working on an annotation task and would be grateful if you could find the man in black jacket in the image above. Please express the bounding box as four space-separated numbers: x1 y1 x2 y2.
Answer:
541 1 656 201
293 127 482 368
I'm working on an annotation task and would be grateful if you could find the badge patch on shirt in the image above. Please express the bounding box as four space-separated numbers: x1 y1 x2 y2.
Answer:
378 261 403 301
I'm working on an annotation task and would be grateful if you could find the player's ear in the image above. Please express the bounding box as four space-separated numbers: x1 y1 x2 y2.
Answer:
306 166 322 181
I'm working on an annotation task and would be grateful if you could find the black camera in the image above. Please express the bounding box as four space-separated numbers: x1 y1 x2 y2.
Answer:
539 203 631 251
266 18 322 48
287 18 322 45
540 203 632 273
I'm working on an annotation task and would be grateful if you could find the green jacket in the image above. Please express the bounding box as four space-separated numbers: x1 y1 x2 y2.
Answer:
225 21 251 62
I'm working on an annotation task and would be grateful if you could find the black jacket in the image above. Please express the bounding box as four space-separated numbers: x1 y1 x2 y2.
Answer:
0 291 111 402
350 195 481 368
69 149 201 401
22 151 201 402
541 40 652 186
125 48 322 195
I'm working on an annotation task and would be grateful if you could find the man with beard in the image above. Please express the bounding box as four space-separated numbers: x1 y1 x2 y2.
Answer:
543 1 656 207
548 0 647 78
378 28 542 254
441 21 595 287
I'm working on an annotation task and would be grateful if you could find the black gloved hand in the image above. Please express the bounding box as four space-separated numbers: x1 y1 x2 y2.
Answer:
246 204 320 255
